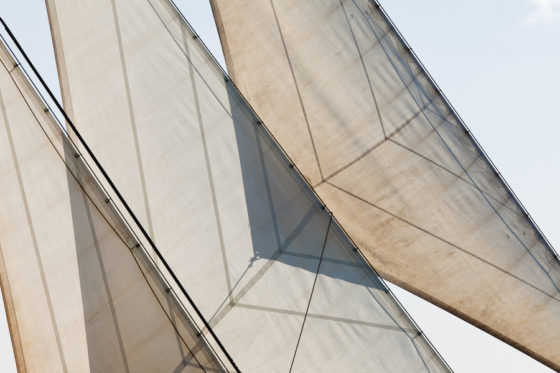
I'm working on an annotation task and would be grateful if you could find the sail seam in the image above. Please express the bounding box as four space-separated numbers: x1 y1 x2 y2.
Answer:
110 0 157 253
182 27 234 304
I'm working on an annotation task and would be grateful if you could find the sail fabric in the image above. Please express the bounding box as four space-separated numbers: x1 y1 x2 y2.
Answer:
208 0 560 369
0 39 224 372
45 0 450 371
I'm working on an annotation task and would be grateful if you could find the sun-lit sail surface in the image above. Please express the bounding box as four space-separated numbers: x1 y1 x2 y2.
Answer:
44 0 450 371
209 0 560 369
0 37 225 372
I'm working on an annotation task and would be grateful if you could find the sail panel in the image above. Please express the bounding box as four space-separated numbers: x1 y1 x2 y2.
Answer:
45 0 450 371
0 39 223 372
209 0 560 369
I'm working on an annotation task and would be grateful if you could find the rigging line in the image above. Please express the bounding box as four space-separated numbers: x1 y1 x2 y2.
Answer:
288 215 333 373
0 18 240 373
326 181 560 302
389 139 521 217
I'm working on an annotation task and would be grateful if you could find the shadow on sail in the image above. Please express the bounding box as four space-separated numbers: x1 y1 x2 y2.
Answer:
43 0 451 371
209 0 560 370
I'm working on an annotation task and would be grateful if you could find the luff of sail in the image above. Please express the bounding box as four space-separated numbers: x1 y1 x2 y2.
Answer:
45 0 450 371
0 36 226 372
209 0 560 370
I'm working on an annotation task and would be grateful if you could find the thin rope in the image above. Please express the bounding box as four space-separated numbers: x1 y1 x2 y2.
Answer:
289 215 333 373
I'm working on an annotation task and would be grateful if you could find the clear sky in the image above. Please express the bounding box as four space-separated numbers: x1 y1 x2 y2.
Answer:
0 1 558 372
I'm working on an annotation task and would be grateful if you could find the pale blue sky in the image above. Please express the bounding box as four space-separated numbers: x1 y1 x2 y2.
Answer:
0 1 558 372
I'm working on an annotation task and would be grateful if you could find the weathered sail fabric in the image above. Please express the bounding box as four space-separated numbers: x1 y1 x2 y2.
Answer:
45 0 450 371
0 39 224 372
209 0 560 369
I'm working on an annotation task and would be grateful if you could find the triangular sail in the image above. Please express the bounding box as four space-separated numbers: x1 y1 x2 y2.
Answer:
0 38 224 372
45 0 450 371
208 0 560 369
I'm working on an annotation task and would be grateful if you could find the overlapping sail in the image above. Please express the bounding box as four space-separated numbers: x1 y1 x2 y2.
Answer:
44 0 450 371
0 38 224 372
209 0 560 369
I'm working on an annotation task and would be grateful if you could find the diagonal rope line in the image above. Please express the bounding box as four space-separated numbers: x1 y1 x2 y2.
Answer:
289 215 333 373
326 181 560 302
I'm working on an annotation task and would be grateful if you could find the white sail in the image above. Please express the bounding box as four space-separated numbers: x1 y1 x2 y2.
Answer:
0 38 224 372
208 0 560 370
45 0 450 371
